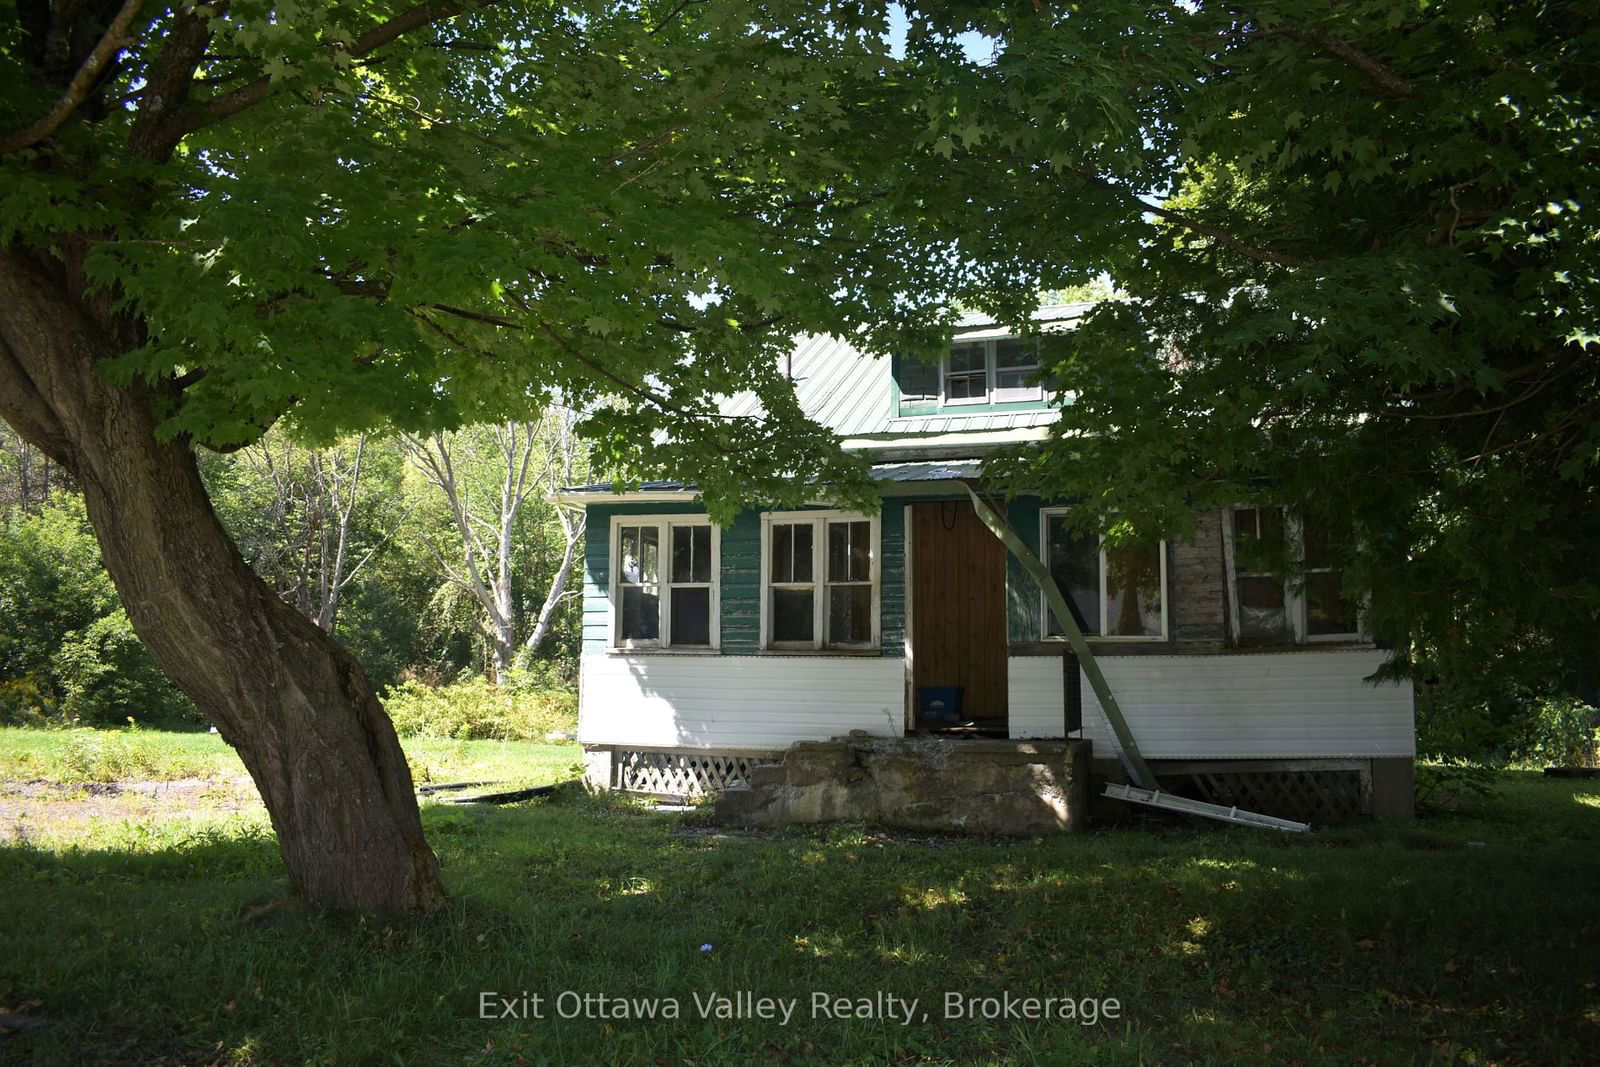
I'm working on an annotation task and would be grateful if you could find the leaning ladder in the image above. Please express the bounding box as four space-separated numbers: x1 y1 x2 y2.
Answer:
961 486 1312 834
1102 782 1310 832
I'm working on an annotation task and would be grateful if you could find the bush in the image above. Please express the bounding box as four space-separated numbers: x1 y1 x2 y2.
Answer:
0 673 56 727
54 609 198 726
0 494 194 726
1513 697 1599 768
381 676 577 741
1414 760 1498 813
58 728 167 783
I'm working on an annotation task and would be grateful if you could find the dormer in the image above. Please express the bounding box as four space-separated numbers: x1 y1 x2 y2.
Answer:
892 332 1049 418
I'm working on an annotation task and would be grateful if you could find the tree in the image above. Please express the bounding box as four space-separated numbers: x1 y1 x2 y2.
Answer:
900 2 1600 719
403 409 586 681
0 421 61 519
210 431 400 633
0 1 968 910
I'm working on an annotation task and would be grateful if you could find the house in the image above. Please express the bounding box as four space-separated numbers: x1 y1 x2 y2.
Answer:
557 303 1416 826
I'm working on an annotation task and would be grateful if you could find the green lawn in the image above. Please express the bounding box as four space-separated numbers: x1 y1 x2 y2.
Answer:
1 730 1596 1064
0 725 580 791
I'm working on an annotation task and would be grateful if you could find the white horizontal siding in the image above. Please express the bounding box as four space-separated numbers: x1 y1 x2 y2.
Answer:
1075 650 1414 758
1008 657 1067 739
579 652 905 750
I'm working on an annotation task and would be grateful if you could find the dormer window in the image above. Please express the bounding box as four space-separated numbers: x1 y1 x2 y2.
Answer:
894 336 1044 411
945 342 989 401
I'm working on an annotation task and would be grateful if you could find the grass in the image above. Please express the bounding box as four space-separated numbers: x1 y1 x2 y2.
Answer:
0 730 1597 1065
0 725 580 791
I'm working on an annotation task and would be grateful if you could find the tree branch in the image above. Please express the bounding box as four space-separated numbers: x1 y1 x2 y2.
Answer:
1062 167 1316 268
166 0 502 142
1274 27 1417 99
0 0 147 155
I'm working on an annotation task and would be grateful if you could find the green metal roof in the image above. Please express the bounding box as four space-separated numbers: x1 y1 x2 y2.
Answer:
720 303 1090 438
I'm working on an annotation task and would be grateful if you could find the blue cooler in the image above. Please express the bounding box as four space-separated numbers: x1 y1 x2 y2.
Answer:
918 686 964 723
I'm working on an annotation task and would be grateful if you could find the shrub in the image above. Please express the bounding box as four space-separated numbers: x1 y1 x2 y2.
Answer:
0 673 55 727
0 494 194 726
53 609 198 727
382 677 577 741
1414 760 1498 813
1513 697 1599 768
59 728 167 783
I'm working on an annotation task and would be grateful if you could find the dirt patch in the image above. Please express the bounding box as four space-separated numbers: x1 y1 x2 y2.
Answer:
0 775 264 843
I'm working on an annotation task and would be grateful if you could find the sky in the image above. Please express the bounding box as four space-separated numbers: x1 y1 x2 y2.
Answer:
884 4 998 64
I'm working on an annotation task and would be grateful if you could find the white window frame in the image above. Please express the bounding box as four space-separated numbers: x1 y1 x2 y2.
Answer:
1222 505 1293 643
608 514 720 651
938 337 1044 407
1293 515 1364 643
1038 507 1169 642
1221 509 1364 644
759 510 881 651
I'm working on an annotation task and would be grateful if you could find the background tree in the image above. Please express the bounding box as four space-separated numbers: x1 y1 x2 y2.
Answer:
206 432 402 633
0 1 971 910
0 422 62 519
403 409 587 682
900 1 1599 740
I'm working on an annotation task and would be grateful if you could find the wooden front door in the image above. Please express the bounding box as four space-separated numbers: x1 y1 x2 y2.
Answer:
911 499 1008 732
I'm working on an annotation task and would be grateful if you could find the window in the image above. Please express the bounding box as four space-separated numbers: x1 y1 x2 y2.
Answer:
1041 509 1167 640
1301 518 1360 639
763 512 879 650
893 352 940 403
993 338 1041 401
944 342 989 402
1230 507 1291 642
612 516 718 648
1224 508 1361 643
896 337 1045 410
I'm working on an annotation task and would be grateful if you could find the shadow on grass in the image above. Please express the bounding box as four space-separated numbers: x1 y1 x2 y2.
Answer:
1 777 1597 1065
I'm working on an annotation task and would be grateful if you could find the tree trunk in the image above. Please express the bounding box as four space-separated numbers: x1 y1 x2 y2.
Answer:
522 509 585 659
0 248 444 914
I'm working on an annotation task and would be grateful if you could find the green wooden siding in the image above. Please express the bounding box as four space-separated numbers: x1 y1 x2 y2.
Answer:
719 510 762 653
879 503 906 656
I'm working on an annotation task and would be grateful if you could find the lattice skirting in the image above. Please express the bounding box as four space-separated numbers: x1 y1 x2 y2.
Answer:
614 750 760 796
1169 766 1370 824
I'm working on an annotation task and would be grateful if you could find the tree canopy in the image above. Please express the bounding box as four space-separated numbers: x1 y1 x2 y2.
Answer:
899 1 1599 706
3 0 981 518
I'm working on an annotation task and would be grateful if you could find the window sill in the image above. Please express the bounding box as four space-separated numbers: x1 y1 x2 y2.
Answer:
757 648 884 657
605 647 723 656
1041 635 1171 644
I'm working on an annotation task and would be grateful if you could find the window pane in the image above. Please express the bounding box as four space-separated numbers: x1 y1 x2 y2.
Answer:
670 587 710 645
620 586 659 641
1045 516 1100 636
1105 542 1163 637
620 526 642 584
828 584 872 645
1232 507 1259 541
827 520 870 582
994 369 1039 392
771 588 814 643
770 522 813 583
672 524 711 584
894 353 939 402
1238 574 1286 610
1237 576 1289 641
1302 518 1332 569
948 343 985 373
995 339 1036 369
1306 571 1357 635
946 372 986 399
